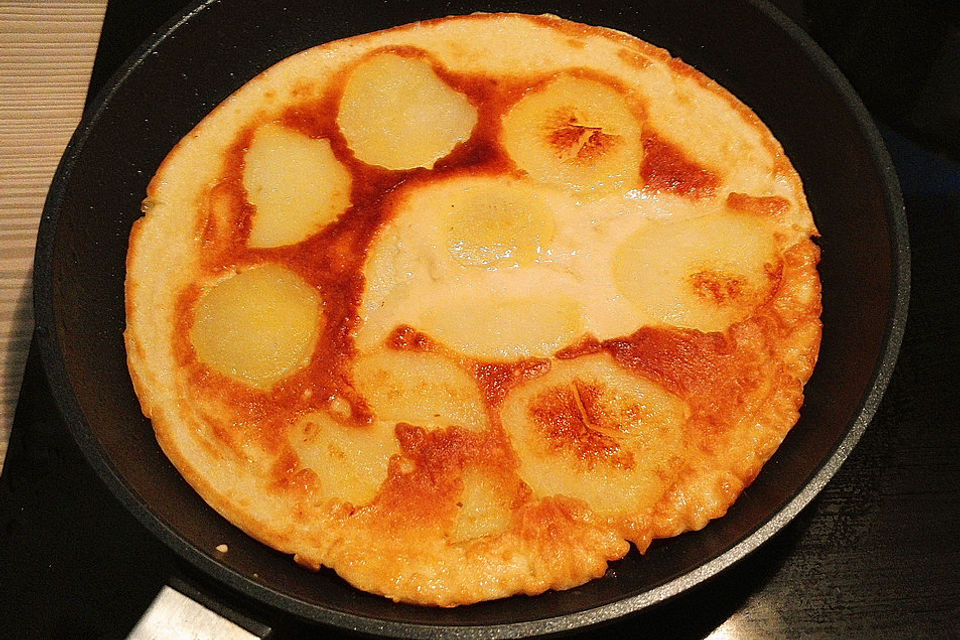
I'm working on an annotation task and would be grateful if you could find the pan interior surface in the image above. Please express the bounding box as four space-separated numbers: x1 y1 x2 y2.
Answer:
34 0 907 635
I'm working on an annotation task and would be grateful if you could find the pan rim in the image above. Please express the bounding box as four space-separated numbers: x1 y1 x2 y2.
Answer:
32 0 910 636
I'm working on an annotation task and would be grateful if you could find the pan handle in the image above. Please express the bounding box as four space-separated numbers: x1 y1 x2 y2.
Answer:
126 578 273 640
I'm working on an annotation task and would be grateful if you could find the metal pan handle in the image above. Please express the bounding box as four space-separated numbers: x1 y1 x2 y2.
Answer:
127 578 273 640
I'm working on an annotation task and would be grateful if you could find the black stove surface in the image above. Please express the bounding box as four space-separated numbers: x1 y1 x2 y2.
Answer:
2 1 958 638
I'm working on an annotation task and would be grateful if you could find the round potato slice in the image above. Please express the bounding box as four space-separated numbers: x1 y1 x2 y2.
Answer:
442 177 556 269
501 74 643 194
337 52 477 170
501 354 688 516
189 264 321 387
613 212 780 332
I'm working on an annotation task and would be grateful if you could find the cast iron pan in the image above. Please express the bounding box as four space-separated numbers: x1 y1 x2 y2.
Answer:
33 0 908 636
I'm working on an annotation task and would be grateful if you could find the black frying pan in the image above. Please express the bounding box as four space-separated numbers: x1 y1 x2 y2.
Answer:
33 0 908 636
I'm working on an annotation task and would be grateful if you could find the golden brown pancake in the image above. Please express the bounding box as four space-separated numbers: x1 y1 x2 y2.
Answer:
125 12 821 607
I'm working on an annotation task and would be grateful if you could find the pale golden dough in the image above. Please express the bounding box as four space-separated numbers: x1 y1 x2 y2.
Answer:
125 12 820 607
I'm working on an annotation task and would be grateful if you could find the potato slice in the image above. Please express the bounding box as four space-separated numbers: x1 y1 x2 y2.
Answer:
190 264 321 387
337 53 477 170
501 74 642 194
419 292 583 360
613 212 779 332
501 354 687 516
244 123 351 248
288 411 400 506
451 468 513 543
352 348 488 432
443 177 555 268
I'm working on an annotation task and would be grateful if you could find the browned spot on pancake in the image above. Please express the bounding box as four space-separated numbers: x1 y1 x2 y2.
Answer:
726 192 790 218
529 382 634 469
473 359 550 406
689 271 746 304
566 37 585 49
268 447 321 499
387 325 436 352
394 424 477 473
199 180 243 247
369 424 520 530
291 80 321 100
555 334 602 360
641 131 720 197
771 242 823 329
280 99 336 141
194 129 256 259
573 381 639 439
505 66 648 123
173 282 201 366
546 116 622 165
602 321 771 434
618 48 651 70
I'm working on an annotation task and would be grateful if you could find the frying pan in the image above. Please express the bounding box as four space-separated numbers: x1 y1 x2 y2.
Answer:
33 0 908 636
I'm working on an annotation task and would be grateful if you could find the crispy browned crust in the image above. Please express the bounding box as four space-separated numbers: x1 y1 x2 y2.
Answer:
125 12 821 606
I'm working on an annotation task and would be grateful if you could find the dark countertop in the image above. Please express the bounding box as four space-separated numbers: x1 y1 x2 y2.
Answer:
1 1 958 637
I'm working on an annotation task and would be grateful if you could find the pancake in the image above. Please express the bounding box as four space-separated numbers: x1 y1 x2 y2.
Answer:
124 12 821 607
